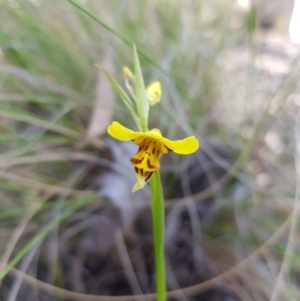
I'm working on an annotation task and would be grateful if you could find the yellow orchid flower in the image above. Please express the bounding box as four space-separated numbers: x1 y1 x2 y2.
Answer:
146 81 162 106
107 121 199 192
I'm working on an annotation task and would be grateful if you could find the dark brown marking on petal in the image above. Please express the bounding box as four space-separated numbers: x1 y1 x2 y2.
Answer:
152 147 156 154
134 167 138 173
147 159 155 169
130 157 144 164
145 171 153 182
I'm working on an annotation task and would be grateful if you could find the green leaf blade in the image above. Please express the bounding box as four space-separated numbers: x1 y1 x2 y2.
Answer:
133 45 149 132
96 65 141 131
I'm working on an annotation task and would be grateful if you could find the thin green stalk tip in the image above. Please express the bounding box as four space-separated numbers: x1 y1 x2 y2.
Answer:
133 46 149 132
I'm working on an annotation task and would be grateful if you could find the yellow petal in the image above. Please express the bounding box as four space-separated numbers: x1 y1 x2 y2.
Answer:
146 81 162 106
107 121 135 141
161 136 199 155
134 129 162 143
130 139 161 171
130 147 145 167
132 181 143 193
143 151 160 171
132 168 154 192
132 167 146 192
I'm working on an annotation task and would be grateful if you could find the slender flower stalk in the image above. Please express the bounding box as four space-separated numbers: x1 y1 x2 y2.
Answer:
102 46 199 300
150 171 166 301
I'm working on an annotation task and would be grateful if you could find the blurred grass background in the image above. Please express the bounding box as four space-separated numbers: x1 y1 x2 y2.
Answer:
0 0 300 300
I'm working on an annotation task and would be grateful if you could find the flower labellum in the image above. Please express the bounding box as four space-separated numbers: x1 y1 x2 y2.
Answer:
107 121 199 192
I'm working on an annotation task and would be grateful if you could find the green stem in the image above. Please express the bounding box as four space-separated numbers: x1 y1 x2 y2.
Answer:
150 171 166 301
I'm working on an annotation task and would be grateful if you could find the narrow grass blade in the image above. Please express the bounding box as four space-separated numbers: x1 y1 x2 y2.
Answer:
0 105 79 139
0 195 97 280
66 0 166 75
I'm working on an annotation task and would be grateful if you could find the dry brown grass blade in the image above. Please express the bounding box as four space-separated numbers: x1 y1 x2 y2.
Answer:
4 214 291 301
80 49 115 148
115 230 145 300
0 171 93 196
0 190 59 289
